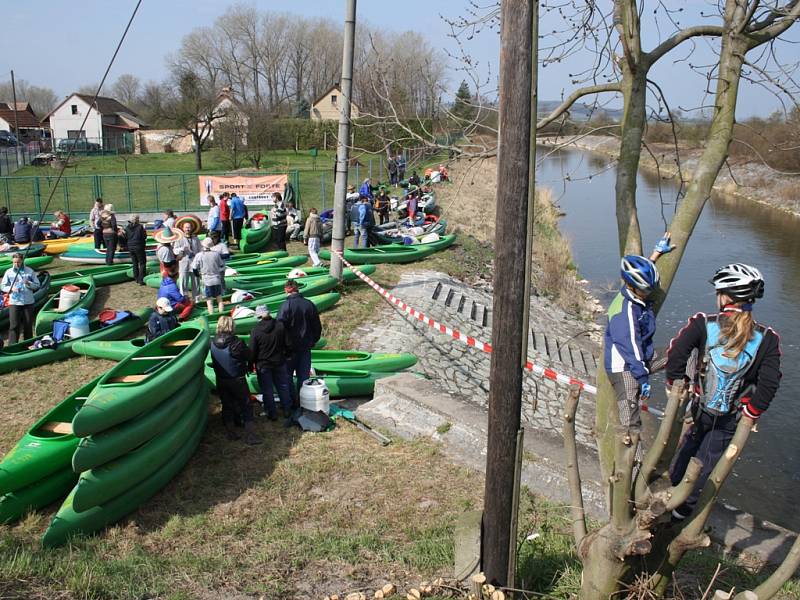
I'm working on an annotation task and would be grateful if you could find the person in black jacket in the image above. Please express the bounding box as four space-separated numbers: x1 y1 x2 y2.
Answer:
125 215 147 285
666 263 781 520
249 305 293 422
210 315 263 444
0 207 12 242
147 298 178 341
278 279 322 407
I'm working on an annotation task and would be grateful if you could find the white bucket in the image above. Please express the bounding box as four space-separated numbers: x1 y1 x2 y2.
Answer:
57 286 82 312
420 232 440 244
68 321 90 338
299 378 330 415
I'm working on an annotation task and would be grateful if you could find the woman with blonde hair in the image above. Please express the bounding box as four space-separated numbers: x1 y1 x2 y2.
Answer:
209 315 262 444
666 263 781 520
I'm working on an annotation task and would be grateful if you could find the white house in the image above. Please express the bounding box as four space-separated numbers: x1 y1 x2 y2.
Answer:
310 85 360 121
45 94 146 150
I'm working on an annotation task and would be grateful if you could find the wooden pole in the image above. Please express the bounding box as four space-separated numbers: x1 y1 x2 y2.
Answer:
329 0 357 280
482 0 535 586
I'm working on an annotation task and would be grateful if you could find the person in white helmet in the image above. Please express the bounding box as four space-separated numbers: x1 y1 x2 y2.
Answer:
666 263 782 520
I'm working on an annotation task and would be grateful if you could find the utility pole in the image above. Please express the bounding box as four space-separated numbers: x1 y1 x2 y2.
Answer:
10 70 23 169
482 0 537 587
330 0 357 280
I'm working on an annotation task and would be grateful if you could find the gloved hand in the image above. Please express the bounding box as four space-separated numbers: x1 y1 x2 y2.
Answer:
640 382 651 399
652 232 676 255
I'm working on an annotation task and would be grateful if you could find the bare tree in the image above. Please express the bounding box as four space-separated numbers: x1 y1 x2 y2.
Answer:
111 74 141 109
0 79 58 117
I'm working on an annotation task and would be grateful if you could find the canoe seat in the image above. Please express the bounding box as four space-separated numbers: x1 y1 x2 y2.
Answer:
41 422 72 434
164 339 192 347
108 374 148 383
131 356 177 361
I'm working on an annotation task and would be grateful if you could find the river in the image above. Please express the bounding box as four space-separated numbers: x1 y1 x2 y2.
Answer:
536 147 800 532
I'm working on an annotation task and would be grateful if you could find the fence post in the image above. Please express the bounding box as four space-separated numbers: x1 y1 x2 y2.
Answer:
95 175 103 201
320 173 325 211
181 175 188 210
154 175 160 212
63 178 70 215
3 178 11 211
33 178 41 216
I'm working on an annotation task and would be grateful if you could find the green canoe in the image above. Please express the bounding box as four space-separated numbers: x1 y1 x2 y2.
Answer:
71 337 328 362
0 468 77 524
71 377 205 472
0 243 45 258
0 377 99 495
240 221 272 253
59 245 158 265
143 255 309 288
0 309 150 375
48 264 132 291
309 350 418 372
318 244 437 264
42 405 207 548
71 322 209 438
0 254 53 270
34 276 96 335
373 219 448 245
238 366 391 398
72 389 207 512
126 251 290 279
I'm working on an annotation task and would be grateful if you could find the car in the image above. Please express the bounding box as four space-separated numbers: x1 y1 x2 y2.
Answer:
0 130 20 147
56 138 101 152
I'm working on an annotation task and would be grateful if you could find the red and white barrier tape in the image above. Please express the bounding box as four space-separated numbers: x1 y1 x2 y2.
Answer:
333 250 618 400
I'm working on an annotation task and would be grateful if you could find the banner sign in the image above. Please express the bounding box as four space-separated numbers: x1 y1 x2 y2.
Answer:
198 174 288 206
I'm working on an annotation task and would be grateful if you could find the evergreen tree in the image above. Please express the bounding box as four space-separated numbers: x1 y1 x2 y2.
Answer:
452 80 475 122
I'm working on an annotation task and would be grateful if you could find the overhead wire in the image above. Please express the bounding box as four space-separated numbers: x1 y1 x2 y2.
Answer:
5 0 143 300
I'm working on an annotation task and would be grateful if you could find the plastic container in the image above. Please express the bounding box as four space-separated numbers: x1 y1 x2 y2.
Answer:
63 307 90 338
57 285 82 312
420 232 440 244
299 378 330 415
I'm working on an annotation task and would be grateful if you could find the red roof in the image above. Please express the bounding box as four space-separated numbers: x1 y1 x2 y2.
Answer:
0 106 41 129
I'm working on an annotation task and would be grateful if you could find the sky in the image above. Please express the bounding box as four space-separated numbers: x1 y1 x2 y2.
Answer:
1 0 798 119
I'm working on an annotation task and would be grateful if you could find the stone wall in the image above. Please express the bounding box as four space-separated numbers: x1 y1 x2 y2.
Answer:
352 270 603 448
135 129 193 154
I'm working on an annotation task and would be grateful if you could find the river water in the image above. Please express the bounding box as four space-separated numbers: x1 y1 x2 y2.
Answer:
536 147 800 532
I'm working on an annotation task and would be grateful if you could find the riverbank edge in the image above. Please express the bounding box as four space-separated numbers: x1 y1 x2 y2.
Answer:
538 135 800 219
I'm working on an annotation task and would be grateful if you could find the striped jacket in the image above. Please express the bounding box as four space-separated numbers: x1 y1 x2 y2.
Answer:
603 286 656 384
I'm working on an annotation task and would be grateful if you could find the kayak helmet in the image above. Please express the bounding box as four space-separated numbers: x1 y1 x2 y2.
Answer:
621 255 659 292
711 263 764 301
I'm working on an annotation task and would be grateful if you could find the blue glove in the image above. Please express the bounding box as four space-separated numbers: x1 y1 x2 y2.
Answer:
653 233 675 255
640 382 651 399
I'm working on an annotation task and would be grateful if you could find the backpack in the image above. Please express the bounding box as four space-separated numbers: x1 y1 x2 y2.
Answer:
698 315 764 416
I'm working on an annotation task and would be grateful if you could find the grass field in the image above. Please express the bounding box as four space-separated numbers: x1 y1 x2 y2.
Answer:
2 148 445 220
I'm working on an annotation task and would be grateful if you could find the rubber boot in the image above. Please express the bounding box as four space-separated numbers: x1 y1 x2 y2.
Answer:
243 421 263 445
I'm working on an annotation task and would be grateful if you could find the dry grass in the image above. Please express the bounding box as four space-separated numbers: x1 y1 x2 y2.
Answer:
435 159 592 315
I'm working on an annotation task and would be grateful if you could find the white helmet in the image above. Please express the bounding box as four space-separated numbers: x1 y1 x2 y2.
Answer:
287 268 308 279
711 263 764 301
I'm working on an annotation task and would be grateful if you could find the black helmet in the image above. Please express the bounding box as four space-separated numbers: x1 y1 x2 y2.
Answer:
711 263 764 301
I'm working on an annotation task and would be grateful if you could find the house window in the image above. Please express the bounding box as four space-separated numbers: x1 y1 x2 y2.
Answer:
71 105 78 115
331 94 338 105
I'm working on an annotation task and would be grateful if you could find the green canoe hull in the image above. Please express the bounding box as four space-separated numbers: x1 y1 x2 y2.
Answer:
0 377 99 495
203 292 341 334
221 265 375 289
59 246 158 265
0 255 53 270
71 376 204 473
143 255 309 288
72 389 208 512
0 468 78 524
309 350 418 372
240 223 272 253
318 244 437 264
42 406 207 548
71 323 209 437
48 265 132 291
240 367 391 398
34 276 96 335
0 272 50 330
0 309 150 375
72 337 328 362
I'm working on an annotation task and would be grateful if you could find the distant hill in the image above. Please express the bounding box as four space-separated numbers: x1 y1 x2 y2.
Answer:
538 100 624 122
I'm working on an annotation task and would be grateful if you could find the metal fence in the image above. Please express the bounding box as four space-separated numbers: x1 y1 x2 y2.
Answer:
0 170 302 219
0 146 35 177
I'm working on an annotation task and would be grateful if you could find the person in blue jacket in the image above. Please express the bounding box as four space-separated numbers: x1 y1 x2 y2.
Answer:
230 193 247 248
604 234 675 453
359 178 373 200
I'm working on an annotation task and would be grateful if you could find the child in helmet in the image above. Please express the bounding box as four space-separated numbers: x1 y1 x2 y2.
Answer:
666 263 781 519
604 234 675 454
